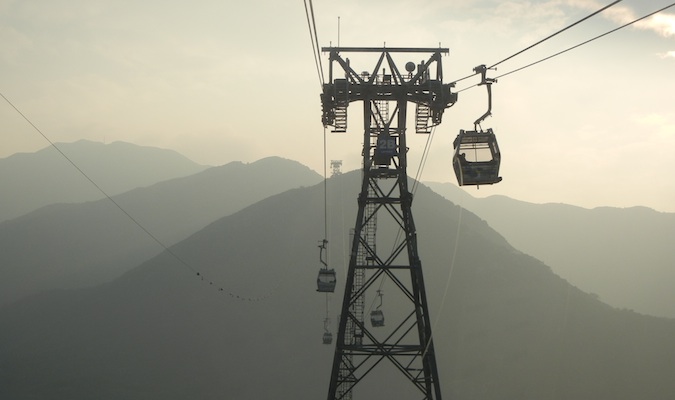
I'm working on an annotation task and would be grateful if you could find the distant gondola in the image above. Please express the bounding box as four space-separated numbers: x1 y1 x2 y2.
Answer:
370 290 385 327
317 269 336 293
370 310 385 327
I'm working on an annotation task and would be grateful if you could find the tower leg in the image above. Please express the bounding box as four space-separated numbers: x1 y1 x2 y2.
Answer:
327 97 442 400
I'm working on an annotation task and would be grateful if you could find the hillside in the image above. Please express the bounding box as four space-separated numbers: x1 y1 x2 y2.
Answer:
0 140 207 222
1 172 674 399
425 181 675 318
0 156 321 306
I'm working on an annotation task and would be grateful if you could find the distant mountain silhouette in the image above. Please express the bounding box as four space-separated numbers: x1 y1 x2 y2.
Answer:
1 171 674 399
0 156 321 306
0 140 207 222
425 181 675 318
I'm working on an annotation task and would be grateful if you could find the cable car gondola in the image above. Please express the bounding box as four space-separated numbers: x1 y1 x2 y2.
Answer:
452 128 502 186
370 310 385 327
316 239 336 292
322 318 333 344
317 268 336 292
452 64 502 187
370 290 385 327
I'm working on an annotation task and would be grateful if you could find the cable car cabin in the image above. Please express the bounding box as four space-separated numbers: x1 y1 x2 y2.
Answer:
317 269 336 293
452 128 502 186
370 310 385 327
323 332 333 345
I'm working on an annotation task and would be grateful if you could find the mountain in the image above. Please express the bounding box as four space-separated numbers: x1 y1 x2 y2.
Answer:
425 181 675 318
1 172 674 399
0 140 208 222
0 157 321 306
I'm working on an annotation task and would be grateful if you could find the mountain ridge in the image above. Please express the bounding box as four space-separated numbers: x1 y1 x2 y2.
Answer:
2 172 674 399
0 139 209 222
425 181 675 318
0 156 321 306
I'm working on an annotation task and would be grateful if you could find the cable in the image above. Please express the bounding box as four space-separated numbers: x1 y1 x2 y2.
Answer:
0 94 186 269
310 1 325 83
303 0 322 86
494 2 675 80
377 123 438 314
422 186 465 362
456 2 675 92
1 91 271 302
307 1 333 336
309 0 325 83
322 127 333 330
303 0 325 86
489 0 623 69
451 0 625 87
412 125 437 194
323 127 329 241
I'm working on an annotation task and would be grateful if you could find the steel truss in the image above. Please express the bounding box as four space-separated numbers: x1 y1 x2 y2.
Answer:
321 47 457 400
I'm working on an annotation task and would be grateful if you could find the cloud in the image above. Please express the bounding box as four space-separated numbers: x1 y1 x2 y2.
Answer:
658 50 675 59
631 12 675 38
644 13 675 37
568 0 675 37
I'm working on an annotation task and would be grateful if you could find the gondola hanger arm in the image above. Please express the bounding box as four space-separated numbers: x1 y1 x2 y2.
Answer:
318 239 329 268
473 64 497 131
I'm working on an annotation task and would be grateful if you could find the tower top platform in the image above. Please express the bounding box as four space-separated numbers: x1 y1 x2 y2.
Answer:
321 46 449 54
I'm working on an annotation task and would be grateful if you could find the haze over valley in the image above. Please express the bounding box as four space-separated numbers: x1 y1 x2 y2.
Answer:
1 141 674 399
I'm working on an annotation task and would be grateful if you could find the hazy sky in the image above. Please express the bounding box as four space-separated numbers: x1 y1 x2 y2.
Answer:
2 0 674 212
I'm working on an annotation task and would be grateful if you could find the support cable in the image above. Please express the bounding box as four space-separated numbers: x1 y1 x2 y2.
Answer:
381 125 436 295
309 0 325 83
376 122 441 315
456 2 675 92
0 91 272 302
303 0 325 86
0 93 189 270
493 2 675 81
322 123 332 336
422 187 465 361
324 126 329 241
489 0 623 70
411 126 437 194
451 0 624 86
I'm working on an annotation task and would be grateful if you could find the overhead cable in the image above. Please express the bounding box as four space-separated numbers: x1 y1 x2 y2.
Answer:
0 93 177 268
457 1 675 91
451 0 624 86
489 0 623 69
304 0 325 86
494 1 675 81
0 91 270 302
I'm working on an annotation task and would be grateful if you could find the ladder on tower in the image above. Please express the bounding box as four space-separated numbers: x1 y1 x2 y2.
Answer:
333 107 347 133
374 101 389 127
337 179 377 400
375 74 390 126
333 79 349 133
354 196 377 344
416 103 432 134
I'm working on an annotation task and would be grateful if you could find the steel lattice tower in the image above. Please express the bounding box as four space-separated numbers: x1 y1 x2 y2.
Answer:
320 47 457 400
